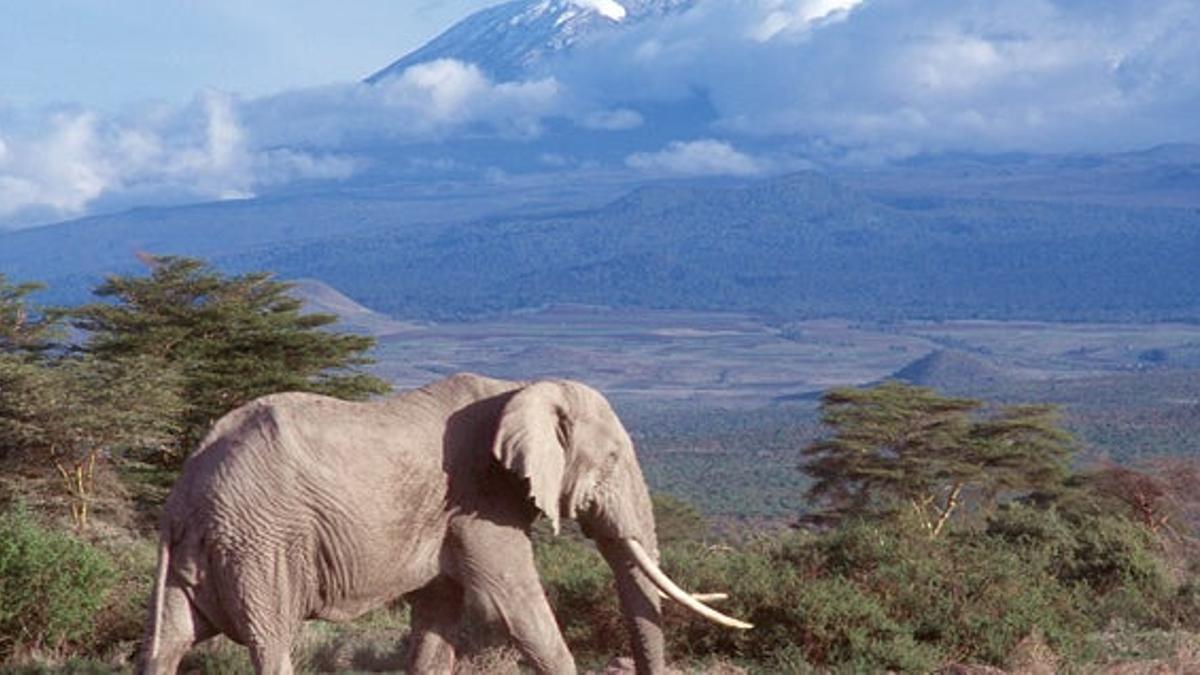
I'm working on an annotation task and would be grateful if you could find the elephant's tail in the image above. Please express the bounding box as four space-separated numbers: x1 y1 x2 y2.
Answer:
148 527 171 659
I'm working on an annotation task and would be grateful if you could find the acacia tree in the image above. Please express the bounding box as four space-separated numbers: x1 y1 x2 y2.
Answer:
69 256 391 464
801 381 1073 537
0 354 183 528
0 275 56 355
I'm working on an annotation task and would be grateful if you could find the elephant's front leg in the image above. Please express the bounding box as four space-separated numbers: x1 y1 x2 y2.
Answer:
405 576 464 674
452 516 577 675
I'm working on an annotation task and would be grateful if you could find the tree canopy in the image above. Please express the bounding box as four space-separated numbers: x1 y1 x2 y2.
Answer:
0 354 183 528
801 380 1074 536
67 256 390 461
0 275 55 356
1 257 393 524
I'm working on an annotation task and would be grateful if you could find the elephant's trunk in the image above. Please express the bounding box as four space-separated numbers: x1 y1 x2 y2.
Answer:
598 538 666 674
580 455 667 674
582 450 752 672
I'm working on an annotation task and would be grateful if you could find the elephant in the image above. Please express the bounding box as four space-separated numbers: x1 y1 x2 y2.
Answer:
138 373 750 675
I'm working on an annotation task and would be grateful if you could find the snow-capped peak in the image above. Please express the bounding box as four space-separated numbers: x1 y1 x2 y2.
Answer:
571 0 627 22
366 0 692 84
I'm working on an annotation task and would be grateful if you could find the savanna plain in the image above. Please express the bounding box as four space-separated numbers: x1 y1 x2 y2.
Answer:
4 272 1200 673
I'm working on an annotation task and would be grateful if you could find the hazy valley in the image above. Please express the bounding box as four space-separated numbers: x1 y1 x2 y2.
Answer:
286 284 1200 522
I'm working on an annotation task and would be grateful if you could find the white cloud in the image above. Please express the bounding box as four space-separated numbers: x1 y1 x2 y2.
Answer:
380 59 562 135
751 0 864 41
556 0 1200 155
0 91 353 226
245 59 563 146
580 108 644 130
626 139 764 176
0 57 572 226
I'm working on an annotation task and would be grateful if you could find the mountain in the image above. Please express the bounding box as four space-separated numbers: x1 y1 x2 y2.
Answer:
0 176 633 306
366 0 694 82
889 350 1011 394
288 278 422 336
222 171 1200 322
3 156 1198 324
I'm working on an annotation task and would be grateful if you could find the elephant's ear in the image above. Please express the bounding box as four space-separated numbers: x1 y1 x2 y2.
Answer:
492 381 570 534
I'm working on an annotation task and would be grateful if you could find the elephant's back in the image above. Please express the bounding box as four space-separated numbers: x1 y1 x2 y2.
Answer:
163 393 451 613
170 393 438 514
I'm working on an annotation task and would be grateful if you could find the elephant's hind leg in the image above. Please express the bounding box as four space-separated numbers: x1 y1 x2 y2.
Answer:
138 584 217 675
405 576 465 674
223 553 303 675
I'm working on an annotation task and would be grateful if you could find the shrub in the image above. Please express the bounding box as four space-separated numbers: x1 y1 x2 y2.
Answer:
0 503 116 659
652 493 709 546
986 504 1175 642
935 538 1091 664
534 536 623 660
535 505 1181 671
1170 579 1200 630
1062 515 1171 611
662 535 940 672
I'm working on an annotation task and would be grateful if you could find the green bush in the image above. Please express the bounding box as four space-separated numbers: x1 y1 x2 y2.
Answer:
534 536 623 659
937 538 1090 664
661 534 940 672
989 505 1173 630
1063 515 1171 620
534 503 1184 671
0 503 116 659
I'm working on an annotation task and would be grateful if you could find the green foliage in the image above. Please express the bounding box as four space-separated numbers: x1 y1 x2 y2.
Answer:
660 522 1097 670
0 355 182 458
0 503 116 658
534 535 624 656
0 353 183 527
0 275 56 356
69 255 390 462
987 504 1174 629
651 493 709 546
802 381 1073 536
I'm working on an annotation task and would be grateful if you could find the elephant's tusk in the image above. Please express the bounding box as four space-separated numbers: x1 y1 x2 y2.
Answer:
657 591 730 603
623 539 754 630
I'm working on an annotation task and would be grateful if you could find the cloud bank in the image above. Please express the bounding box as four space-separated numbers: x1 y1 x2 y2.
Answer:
0 92 354 226
559 0 1200 154
2 0 1199 226
627 139 764 175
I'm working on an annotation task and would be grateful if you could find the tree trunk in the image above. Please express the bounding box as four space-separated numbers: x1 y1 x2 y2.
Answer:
931 483 964 539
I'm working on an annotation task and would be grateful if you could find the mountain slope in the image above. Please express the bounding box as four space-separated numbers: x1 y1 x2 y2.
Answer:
0 176 632 306
288 278 421 336
366 0 694 82
890 350 1011 394
4 163 1197 324
223 172 1200 322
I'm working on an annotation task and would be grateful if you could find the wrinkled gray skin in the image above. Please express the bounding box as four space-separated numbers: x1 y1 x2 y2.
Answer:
138 373 665 675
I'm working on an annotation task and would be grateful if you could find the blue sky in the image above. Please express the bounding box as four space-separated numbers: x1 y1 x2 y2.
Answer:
0 1 493 110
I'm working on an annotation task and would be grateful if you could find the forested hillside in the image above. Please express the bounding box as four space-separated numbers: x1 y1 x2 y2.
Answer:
3 167 1197 324
234 172 1200 322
